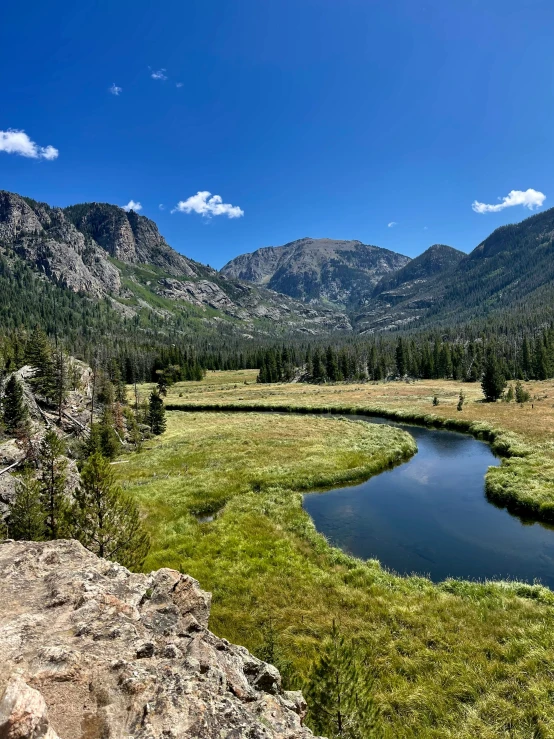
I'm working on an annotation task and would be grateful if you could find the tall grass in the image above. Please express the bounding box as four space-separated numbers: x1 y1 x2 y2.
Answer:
119 405 554 738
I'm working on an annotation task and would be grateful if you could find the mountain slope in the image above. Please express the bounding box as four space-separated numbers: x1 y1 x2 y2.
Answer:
371 244 465 298
221 237 410 306
64 202 202 278
0 192 351 341
353 244 465 332
428 208 554 323
355 209 554 332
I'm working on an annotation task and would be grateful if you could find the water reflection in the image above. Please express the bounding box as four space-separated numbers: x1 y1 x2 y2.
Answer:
303 415 554 586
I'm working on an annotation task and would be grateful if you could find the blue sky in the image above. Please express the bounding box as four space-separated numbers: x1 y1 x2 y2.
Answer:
1 0 553 268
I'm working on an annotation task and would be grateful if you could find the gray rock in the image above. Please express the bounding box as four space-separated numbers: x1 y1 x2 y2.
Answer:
0 540 321 739
0 675 61 739
0 192 121 297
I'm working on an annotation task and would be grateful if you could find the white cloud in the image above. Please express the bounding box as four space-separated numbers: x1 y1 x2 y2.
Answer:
151 69 167 81
109 83 122 96
158 204 165 210
388 221 397 228
171 191 244 218
176 82 183 88
122 200 142 212
0 129 59 160
472 188 546 214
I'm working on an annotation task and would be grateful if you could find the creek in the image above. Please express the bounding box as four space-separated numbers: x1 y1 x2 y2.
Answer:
303 414 554 586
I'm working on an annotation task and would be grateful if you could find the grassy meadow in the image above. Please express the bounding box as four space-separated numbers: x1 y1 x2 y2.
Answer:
121 373 554 738
159 372 554 523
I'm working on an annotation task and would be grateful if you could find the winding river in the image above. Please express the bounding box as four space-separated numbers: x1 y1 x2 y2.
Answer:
303 414 554 587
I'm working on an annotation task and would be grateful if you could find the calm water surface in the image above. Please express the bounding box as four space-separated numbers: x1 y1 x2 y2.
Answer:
303 415 554 586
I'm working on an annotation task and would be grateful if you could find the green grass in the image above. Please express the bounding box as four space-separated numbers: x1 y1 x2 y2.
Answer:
162 377 554 525
119 404 554 738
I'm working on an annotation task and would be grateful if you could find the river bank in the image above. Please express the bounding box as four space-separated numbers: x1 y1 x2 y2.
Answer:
120 379 554 738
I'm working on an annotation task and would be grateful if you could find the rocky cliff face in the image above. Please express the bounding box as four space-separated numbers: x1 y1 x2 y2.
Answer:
0 192 121 297
64 203 200 278
0 539 319 739
221 237 411 306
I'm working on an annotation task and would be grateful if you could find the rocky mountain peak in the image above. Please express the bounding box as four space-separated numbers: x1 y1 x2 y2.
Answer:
64 202 197 277
0 192 121 297
221 237 410 305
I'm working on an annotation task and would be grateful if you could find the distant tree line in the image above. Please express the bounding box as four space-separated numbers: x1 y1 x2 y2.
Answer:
254 326 554 391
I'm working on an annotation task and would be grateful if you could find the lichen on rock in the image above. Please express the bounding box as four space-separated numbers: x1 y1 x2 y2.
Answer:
0 539 319 738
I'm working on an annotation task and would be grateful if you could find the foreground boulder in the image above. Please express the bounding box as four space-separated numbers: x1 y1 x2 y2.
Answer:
0 540 318 738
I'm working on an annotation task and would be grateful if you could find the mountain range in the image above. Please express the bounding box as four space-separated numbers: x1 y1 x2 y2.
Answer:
2 189 554 343
223 211 554 333
0 192 350 342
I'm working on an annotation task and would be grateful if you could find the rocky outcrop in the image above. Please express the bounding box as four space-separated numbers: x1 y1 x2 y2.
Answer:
0 675 61 739
159 278 237 312
0 192 121 297
64 203 198 278
0 540 319 739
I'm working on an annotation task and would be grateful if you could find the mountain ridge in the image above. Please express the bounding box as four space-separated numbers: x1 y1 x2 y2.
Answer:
221 237 410 306
3 188 554 341
0 191 351 339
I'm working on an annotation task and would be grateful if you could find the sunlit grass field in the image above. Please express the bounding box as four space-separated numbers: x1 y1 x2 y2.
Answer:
121 373 554 738
156 373 554 522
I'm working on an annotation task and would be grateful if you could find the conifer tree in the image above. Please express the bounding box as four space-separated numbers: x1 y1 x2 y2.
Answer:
326 347 341 382
305 621 380 739
395 338 406 377
72 452 150 569
148 389 166 435
52 345 69 422
38 430 69 539
311 349 325 383
2 374 28 436
9 469 45 541
26 327 54 400
481 352 506 402
522 337 533 379
534 338 549 381
123 406 142 451
515 380 530 403
99 406 122 459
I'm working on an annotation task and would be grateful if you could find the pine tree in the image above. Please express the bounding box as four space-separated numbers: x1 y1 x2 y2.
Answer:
72 453 150 569
9 469 45 541
305 621 380 739
148 389 166 435
99 406 122 459
326 347 341 382
481 352 506 402
123 406 142 452
2 375 28 436
534 338 549 381
522 337 533 379
26 327 54 400
52 346 69 422
38 430 69 539
515 380 530 403
311 349 325 383
395 338 406 378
